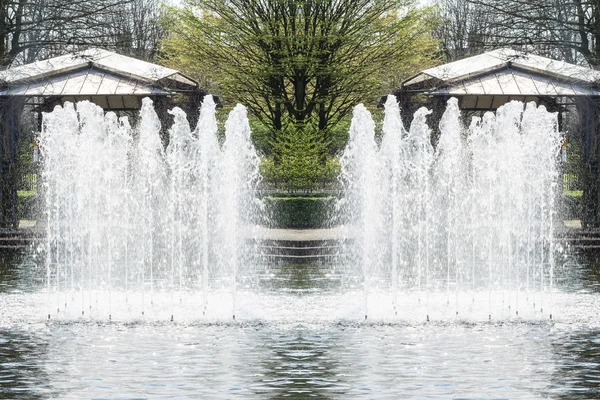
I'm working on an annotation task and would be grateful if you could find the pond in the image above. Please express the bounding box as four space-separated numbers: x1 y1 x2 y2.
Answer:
2 252 600 399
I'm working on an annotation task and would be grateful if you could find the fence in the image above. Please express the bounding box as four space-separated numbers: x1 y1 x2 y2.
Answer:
18 171 37 192
563 173 580 193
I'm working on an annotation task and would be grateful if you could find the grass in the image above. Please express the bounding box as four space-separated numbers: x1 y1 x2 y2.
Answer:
17 190 35 197
564 190 583 197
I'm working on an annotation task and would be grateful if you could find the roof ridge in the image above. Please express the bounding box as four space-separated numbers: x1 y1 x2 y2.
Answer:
403 48 600 89
0 48 195 88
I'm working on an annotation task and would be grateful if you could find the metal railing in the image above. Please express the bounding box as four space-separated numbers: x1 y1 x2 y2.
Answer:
563 173 580 192
18 171 37 192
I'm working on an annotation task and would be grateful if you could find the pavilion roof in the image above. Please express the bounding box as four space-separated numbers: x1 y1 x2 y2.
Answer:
0 48 200 100
401 48 600 101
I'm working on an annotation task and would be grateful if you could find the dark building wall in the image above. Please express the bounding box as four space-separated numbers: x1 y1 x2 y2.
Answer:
576 97 600 228
0 96 25 228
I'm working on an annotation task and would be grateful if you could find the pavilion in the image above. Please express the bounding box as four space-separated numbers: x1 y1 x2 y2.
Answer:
0 48 209 228
391 48 600 227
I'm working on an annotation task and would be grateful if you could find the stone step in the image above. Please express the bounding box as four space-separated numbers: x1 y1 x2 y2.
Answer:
250 253 350 263
9 228 600 255
254 245 341 256
246 238 352 248
0 234 39 249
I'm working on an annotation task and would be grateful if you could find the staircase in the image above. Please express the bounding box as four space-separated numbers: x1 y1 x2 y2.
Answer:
558 230 600 251
248 238 351 264
0 230 41 250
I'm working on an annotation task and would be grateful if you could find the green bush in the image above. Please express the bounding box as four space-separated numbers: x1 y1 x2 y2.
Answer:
259 122 340 191
562 191 582 220
18 191 38 220
262 196 337 228
265 191 334 198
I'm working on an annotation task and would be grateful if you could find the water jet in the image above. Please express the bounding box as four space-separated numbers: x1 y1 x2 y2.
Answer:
340 95 561 321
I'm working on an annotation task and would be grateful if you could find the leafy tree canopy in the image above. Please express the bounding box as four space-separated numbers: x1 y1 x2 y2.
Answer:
161 0 440 135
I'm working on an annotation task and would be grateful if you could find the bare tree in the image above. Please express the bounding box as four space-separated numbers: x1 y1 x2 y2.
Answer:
96 0 165 61
462 0 599 66
437 0 497 61
0 0 166 67
0 0 134 66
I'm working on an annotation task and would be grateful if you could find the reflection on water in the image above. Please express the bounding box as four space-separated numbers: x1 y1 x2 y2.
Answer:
1 320 596 399
2 252 600 398
0 329 52 399
251 263 353 293
551 329 600 399
0 251 44 294
566 252 600 293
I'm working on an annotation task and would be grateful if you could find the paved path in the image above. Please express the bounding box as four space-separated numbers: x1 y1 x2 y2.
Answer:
18 220 37 230
563 220 582 230
249 226 354 241
15 220 586 241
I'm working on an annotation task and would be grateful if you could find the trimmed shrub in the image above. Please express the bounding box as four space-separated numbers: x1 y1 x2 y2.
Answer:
18 191 38 220
262 196 337 228
562 192 582 220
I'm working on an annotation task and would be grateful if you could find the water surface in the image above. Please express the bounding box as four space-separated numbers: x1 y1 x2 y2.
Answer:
2 252 600 399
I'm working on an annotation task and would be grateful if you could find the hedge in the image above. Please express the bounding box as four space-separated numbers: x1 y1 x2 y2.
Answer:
18 191 39 220
262 196 337 229
562 192 582 220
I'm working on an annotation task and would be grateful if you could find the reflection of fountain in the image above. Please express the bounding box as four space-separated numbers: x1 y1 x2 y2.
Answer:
39 96 261 320
340 95 561 320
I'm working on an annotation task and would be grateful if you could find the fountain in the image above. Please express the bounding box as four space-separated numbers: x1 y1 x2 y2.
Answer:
36 92 566 325
38 96 262 321
4 93 600 399
339 95 561 321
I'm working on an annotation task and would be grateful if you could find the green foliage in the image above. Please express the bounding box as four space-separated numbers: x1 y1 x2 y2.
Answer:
249 118 274 156
565 190 583 197
260 122 340 191
18 192 38 220
17 190 35 197
562 193 582 220
565 140 583 183
326 117 352 155
161 0 440 190
263 196 337 228
160 0 440 134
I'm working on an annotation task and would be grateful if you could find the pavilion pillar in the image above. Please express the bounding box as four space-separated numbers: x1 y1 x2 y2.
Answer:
182 91 206 130
394 90 419 131
153 96 171 148
428 96 448 148
388 91 447 146
0 96 24 229
576 96 600 228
